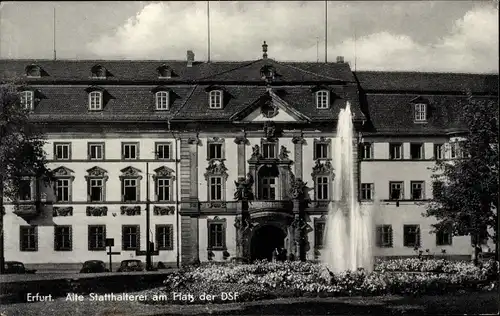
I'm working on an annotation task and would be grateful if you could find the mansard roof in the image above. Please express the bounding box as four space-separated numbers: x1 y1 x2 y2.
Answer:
355 71 498 94
0 58 354 83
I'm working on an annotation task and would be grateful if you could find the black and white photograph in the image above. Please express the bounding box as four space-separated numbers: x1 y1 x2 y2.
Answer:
0 1 498 315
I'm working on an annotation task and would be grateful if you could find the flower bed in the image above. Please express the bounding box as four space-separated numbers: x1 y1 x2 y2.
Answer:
138 259 498 305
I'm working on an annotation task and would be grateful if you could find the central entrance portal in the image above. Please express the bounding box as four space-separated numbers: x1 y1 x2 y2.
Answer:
250 225 286 261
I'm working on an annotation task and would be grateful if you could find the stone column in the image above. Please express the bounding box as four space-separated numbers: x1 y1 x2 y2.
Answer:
292 135 306 179
234 136 249 178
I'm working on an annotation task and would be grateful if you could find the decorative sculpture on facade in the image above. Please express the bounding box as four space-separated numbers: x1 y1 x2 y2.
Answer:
250 145 262 159
234 173 255 201
278 145 290 160
86 206 108 216
204 160 228 180
53 206 73 217
263 121 277 139
120 206 141 216
153 206 175 215
289 178 308 200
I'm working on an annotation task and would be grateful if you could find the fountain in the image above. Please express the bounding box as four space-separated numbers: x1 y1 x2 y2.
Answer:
322 102 374 273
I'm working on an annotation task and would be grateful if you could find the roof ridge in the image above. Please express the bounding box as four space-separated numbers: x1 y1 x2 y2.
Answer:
197 60 262 80
355 70 499 76
173 84 198 117
275 60 343 81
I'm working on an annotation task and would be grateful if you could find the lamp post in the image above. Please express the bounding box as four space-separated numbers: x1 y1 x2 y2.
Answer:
145 161 152 271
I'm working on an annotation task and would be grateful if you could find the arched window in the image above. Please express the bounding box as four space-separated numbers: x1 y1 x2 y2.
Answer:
88 91 102 110
316 90 329 109
155 91 169 110
209 90 223 109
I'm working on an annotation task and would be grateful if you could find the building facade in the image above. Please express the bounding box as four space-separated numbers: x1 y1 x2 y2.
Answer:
1 44 498 270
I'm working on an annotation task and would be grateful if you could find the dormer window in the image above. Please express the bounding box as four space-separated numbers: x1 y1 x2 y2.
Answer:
89 91 103 110
91 65 107 79
25 64 41 78
316 90 329 109
414 103 427 122
20 90 34 110
209 90 223 109
157 65 173 79
155 91 169 110
260 65 275 81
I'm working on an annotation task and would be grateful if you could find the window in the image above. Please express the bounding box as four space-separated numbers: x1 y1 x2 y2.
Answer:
55 179 70 202
316 176 329 200
376 225 393 248
122 178 139 202
54 225 72 251
209 90 223 109
361 183 374 200
209 176 223 201
88 225 106 251
20 226 37 251
389 143 402 160
436 226 452 246
208 144 223 160
314 220 326 249
262 143 277 159
360 142 373 159
411 181 424 200
260 177 277 200
434 144 444 160
122 143 139 160
156 178 171 202
450 142 462 159
208 220 226 250
316 90 329 109
156 143 171 160
88 143 104 160
122 225 140 250
414 103 427 122
54 143 71 160
20 91 34 110
410 143 424 160
26 65 41 78
92 66 106 79
89 179 104 202
156 224 173 250
18 178 32 201
389 182 404 200
88 91 102 110
155 91 169 110
314 143 329 160
403 225 420 247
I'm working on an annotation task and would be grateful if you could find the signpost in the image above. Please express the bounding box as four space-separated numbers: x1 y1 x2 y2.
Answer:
136 241 159 266
106 238 120 272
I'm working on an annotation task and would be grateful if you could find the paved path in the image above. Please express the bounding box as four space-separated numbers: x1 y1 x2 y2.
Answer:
0 269 177 284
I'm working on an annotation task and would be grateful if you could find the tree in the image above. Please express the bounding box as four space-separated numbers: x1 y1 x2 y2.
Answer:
425 93 499 265
0 82 50 274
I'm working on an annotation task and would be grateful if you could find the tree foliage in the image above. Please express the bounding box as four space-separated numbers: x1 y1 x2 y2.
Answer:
0 83 50 201
425 92 498 250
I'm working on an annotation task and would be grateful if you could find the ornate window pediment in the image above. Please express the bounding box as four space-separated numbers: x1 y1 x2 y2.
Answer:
52 166 75 178
120 166 143 179
311 160 334 177
153 166 175 180
86 166 108 179
204 160 228 180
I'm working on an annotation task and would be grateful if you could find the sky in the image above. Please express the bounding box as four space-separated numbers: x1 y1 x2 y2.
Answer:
0 1 498 73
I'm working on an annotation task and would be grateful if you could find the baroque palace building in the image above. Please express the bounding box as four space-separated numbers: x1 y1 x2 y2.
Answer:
1 43 498 270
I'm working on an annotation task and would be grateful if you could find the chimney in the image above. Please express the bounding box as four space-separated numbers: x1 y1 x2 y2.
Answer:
336 56 344 63
187 50 195 67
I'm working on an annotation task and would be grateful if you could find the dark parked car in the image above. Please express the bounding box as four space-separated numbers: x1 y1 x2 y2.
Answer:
79 260 109 273
117 260 144 272
4 261 36 274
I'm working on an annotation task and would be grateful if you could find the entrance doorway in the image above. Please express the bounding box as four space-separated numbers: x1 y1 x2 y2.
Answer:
250 225 286 261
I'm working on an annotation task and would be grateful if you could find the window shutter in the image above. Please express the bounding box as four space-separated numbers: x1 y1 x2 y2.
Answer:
417 226 421 248
376 226 382 247
54 226 58 251
136 144 140 159
388 226 393 247
121 180 125 202
68 226 73 251
136 225 141 250
87 180 91 202
122 226 126 250
102 225 106 250
136 179 141 202
154 178 158 201
222 224 226 249
87 226 92 251
34 226 38 251
207 223 213 249
168 225 174 250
